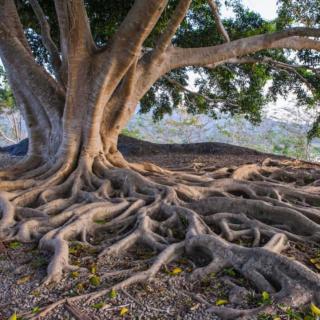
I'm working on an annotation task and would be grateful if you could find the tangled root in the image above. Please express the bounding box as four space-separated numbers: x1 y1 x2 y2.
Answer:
1 155 320 319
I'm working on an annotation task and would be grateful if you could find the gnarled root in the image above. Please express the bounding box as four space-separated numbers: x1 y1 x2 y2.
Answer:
1 155 320 319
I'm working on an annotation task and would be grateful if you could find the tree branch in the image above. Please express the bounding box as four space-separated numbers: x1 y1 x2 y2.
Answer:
29 0 63 85
54 0 95 61
208 0 230 42
94 0 169 111
213 56 318 92
105 0 168 60
163 75 238 107
0 0 32 53
0 34 65 118
167 28 320 71
151 0 192 62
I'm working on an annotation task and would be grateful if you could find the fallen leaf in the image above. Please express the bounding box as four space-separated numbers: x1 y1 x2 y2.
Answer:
17 275 31 285
315 263 320 270
262 291 270 301
216 299 228 306
31 290 40 297
90 265 97 274
119 307 129 316
71 271 79 279
171 267 182 275
8 312 17 320
32 306 40 314
89 275 100 286
223 267 236 277
8 241 22 250
76 283 85 292
311 303 320 316
91 302 105 309
109 288 117 299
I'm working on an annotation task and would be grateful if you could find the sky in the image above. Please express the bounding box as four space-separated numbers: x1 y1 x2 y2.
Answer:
222 0 278 20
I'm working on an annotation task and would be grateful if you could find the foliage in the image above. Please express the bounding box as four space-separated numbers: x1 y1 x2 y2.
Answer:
0 66 25 144
123 104 320 161
10 0 320 135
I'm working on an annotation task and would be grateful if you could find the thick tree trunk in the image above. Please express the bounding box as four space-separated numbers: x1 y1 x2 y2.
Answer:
2 1 320 318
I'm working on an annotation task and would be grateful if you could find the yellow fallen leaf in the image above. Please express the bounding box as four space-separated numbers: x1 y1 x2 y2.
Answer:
273 317 281 320
311 303 320 316
89 275 101 286
262 291 270 301
216 299 228 306
16 274 31 285
71 271 79 279
310 258 319 264
315 263 320 270
119 307 129 316
90 264 97 274
171 267 182 275
8 312 17 320
76 282 84 290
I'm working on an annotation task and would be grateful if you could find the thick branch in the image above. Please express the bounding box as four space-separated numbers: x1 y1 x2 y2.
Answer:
0 33 65 118
103 0 169 62
208 0 230 42
0 0 31 53
151 0 192 62
29 0 63 85
167 28 320 70
54 0 95 62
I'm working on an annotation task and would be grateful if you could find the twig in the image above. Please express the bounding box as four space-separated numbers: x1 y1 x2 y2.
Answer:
101 303 131 311
64 299 91 320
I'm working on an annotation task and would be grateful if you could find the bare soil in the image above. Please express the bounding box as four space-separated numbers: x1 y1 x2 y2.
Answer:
0 138 319 320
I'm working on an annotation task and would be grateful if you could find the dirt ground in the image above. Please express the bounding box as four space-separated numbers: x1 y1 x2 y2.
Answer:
0 138 319 320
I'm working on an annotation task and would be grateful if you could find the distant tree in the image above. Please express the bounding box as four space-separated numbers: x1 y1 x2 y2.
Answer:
0 65 24 143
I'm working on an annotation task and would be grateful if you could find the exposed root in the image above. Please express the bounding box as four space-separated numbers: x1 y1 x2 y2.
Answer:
2 155 320 319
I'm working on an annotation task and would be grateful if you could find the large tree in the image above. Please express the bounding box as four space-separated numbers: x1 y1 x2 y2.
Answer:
2 0 320 317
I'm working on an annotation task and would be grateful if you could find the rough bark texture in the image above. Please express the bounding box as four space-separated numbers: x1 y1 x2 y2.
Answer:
1 1 320 318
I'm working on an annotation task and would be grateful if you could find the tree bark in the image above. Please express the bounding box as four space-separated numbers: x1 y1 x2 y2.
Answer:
2 2 320 318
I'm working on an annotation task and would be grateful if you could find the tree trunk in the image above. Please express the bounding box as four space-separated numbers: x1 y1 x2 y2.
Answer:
2 1 320 318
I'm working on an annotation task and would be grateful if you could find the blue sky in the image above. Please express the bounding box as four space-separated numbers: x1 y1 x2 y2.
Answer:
222 0 278 20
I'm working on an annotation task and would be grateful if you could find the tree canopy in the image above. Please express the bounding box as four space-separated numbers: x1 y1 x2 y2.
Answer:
3 2 320 318
9 0 320 137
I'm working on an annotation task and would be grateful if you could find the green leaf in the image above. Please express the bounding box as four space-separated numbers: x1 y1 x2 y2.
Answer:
91 302 105 310
262 291 270 302
90 264 97 274
32 306 40 314
89 275 101 286
223 267 236 277
8 241 22 250
109 288 117 299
